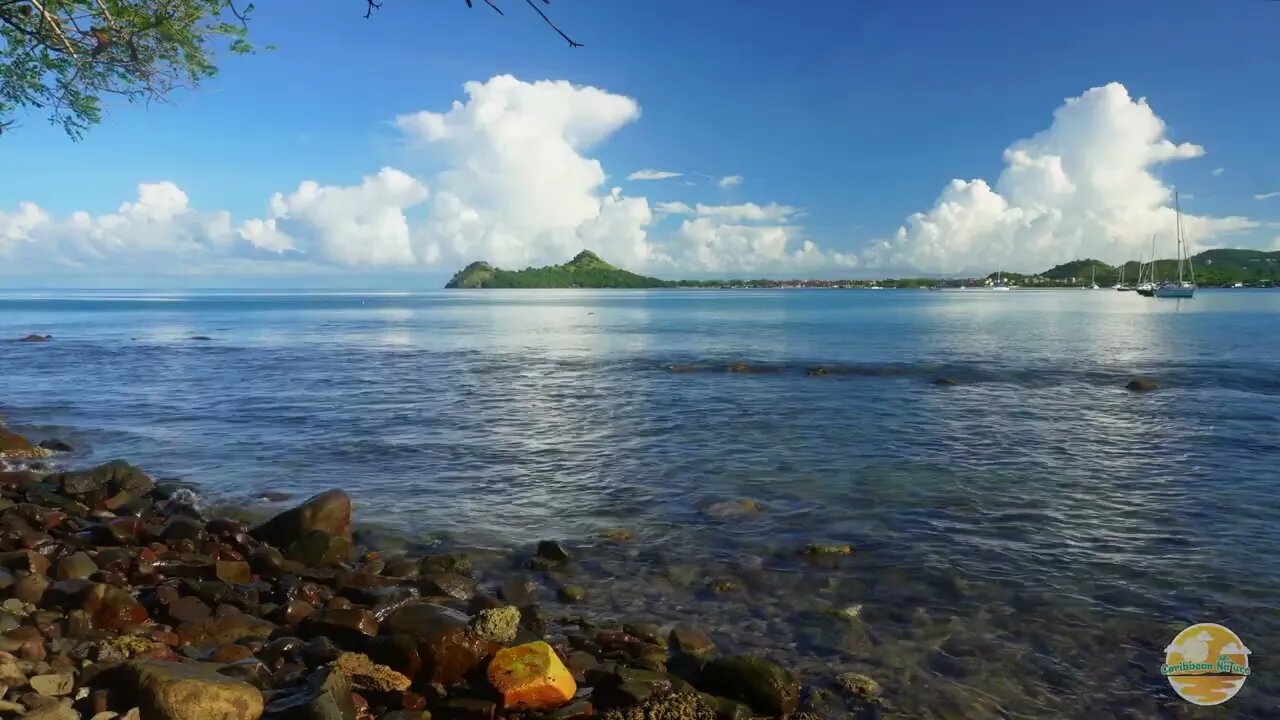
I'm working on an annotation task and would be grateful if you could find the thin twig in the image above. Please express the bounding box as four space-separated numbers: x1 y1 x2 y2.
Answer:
482 0 504 15
28 0 81 57
93 0 116 27
364 0 382 19
227 0 249 28
523 0 581 47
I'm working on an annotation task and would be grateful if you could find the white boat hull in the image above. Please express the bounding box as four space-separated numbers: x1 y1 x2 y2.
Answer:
1154 284 1196 298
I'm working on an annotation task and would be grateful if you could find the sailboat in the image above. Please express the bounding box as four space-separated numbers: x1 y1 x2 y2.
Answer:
1136 236 1157 296
1088 265 1100 290
1115 262 1133 291
993 263 1011 291
1154 191 1196 299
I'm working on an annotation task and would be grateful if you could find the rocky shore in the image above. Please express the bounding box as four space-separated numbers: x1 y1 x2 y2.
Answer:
0 424 874 720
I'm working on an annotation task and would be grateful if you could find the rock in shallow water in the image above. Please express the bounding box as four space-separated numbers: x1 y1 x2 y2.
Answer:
250 489 352 549
698 656 800 716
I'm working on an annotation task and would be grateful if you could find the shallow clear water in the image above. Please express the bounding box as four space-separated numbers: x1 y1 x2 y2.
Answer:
2 288 1278 718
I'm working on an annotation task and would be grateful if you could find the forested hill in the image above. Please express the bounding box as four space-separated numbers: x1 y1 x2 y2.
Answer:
444 251 669 288
1039 249 1279 285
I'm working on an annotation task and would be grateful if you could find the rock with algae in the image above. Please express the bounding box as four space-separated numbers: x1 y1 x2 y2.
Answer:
601 692 716 720
468 606 521 643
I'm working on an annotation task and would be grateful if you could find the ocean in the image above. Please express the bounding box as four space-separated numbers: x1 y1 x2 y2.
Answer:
3 288 1278 717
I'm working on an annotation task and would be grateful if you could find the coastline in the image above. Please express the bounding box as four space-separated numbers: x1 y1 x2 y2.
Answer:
0 421 875 720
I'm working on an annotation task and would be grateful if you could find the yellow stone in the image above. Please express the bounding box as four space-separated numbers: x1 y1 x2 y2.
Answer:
486 641 577 711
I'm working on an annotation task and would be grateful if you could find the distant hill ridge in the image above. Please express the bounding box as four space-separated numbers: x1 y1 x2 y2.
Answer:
1039 249 1279 285
444 250 668 288
444 248 1280 288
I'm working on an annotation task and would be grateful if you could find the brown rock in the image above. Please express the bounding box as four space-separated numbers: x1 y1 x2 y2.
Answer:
53 460 153 497
125 659 264 720
250 489 352 548
54 552 98 581
300 608 378 644
13 572 50 604
0 549 51 575
210 644 256 663
176 614 276 647
89 585 151 630
29 672 74 696
335 651 411 692
214 561 251 585
165 596 212 625
0 427 51 459
418 572 477 601
281 599 315 626
382 603 498 686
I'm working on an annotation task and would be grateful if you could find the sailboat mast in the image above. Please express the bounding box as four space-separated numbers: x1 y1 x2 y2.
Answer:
1174 190 1185 284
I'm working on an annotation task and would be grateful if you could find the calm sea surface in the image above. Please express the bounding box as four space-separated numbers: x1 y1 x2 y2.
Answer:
2 288 1278 718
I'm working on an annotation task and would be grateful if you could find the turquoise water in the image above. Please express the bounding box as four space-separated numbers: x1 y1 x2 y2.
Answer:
2 288 1278 717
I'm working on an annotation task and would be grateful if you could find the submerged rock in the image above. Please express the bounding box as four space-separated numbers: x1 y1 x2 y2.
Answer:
836 672 882 699
931 377 958 386
38 439 73 453
698 656 800 716
803 542 854 556
17 334 52 342
1126 378 1159 392
701 499 762 520
558 585 587 603
537 540 572 563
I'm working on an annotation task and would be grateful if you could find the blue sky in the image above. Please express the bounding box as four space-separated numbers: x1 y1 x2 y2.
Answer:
1 0 1278 286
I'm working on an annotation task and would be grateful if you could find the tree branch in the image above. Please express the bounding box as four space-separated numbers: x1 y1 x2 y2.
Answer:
523 0 581 47
364 0 381 20
27 0 81 57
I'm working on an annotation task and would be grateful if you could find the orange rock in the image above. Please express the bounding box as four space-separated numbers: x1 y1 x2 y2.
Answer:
487 641 576 711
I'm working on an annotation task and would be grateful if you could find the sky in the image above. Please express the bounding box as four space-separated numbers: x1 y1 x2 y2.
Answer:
1 0 1279 287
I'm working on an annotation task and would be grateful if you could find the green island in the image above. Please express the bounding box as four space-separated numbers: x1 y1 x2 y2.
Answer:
445 249 1280 289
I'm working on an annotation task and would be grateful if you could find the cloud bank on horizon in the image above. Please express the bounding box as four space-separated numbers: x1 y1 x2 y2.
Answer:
0 77 1265 279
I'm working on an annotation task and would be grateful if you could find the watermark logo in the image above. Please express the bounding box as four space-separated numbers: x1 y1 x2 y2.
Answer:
1161 623 1251 706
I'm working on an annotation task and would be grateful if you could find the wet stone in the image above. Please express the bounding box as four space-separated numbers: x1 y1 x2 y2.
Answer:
164 596 212 625
536 540 571 564
300 608 379 644
697 656 800 717
499 576 538 606
125 659 263 720
418 572 477 601
670 625 715 658
213 560 252 585
29 672 74 696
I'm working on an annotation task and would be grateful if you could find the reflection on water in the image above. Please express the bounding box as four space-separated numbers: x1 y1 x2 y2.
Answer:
2 289 1279 717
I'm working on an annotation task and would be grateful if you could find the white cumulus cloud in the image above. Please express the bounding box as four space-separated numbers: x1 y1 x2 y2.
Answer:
0 182 237 271
627 169 682 181
1254 191 1280 201
718 175 743 188
1211 167 1225 176
865 82 1257 273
